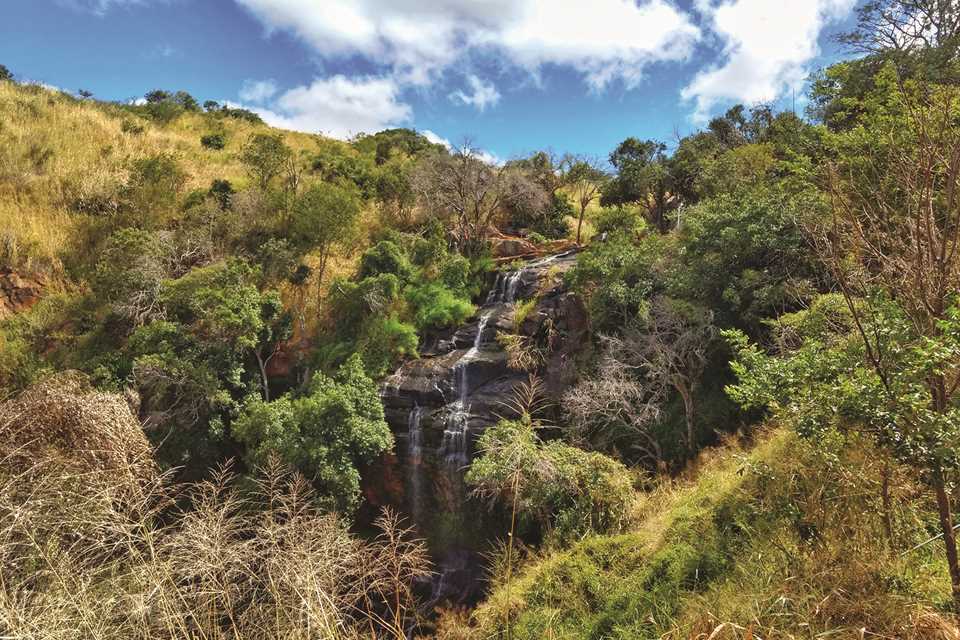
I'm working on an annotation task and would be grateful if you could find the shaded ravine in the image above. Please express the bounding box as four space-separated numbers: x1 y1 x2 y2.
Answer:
376 250 584 604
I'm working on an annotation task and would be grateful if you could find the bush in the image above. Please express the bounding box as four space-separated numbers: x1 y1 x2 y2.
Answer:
200 133 225 150
121 119 144 135
467 418 633 543
356 316 419 378
233 354 393 512
358 240 413 282
122 152 187 221
406 282 475 332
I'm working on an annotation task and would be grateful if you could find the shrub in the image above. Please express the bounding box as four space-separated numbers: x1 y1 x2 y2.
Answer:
200 133 225 150
208 178 235 210
241 133 291 190
233 354 393 512
406 282 475 332
358 240 413 281
122 152 187 220
467 418 633 543
356 316 419 378
120 119 144 135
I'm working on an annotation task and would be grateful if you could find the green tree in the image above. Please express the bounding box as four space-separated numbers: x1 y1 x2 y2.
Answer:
241 133 292 190
467 416 632 543
129 260 287 467
0 64 12 82
602 138 672 233
94 228 167 326
291 182 361 297
233 354 393 512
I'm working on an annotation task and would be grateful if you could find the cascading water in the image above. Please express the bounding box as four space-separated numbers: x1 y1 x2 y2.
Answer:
439 309 493 487
378 249 580 605
406 406 425 525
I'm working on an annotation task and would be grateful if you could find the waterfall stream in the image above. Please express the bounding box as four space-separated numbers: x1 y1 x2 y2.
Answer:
378 250 580 605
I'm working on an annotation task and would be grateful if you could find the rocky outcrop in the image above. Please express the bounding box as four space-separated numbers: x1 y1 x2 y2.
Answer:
369 250 588 603
0 268 45 318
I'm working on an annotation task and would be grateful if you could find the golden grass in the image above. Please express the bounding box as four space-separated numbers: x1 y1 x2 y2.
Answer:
0 81 330 277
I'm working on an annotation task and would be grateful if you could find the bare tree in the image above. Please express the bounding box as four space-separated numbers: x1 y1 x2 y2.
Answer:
838 0 960 55
564 296 715 462
414 140 509 254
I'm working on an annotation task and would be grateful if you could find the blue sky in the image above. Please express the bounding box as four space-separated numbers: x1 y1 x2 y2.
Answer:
1 0 860 160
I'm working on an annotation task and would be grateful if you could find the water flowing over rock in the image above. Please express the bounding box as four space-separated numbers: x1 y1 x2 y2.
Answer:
372 250 589 603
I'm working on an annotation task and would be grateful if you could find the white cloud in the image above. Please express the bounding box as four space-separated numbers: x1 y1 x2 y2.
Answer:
449 75 501 111
421 130 503 165
239 75 412 139
234 0 700 90
681 0 855 121
422 129 453 150
238 79 278 103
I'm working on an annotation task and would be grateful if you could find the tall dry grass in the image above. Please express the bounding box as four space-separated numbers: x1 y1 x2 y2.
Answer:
0 454 432 639
0 372 432 639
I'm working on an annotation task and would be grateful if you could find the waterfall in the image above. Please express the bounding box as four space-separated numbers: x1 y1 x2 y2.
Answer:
406 406 425 525
439 309 494 474
379 249 579 605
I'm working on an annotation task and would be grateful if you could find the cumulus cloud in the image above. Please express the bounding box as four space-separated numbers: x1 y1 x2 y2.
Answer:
681 0 855 121
234 0 700 90
449 75 501 111
241 75 412 139
238 79 278 103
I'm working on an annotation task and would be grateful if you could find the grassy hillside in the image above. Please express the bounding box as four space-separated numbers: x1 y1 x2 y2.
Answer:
0 82 349 279
454 429 955 639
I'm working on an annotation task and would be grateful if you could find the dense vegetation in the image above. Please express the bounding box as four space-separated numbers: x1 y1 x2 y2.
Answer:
4 2 960 636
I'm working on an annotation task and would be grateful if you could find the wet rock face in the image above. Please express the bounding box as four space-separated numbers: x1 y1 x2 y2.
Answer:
369 251 587 603
0 268 45 318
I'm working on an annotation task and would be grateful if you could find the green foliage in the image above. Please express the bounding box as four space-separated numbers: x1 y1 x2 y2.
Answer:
233 354 393 512
208 178 234 210
350 128 445 158
126 260 287 468
94 227 166 324
474 429 952 638
467 418 633 544
726 293 960 475
677 185 822 333
565 233 662 333
355 316 419 378
290 182 361 255
120 119 145 135
241 133 292 190
406 282 475 332
121 152 187 222
0 64 12 82
200 133 225 150
358 240 413 281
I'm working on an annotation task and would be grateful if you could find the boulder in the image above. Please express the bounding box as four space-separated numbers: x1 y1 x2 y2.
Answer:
0 268 45 318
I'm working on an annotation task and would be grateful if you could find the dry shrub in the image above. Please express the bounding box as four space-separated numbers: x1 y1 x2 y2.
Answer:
0 375 431 639
1 370 154 483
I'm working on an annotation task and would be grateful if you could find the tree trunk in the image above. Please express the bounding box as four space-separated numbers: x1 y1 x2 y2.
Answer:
933 466 960 611
254 350 270 402
576 204 586 245
677 382 695 454
881 459 894 546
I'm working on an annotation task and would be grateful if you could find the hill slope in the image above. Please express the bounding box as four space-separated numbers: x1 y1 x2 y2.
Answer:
456 429 956 639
